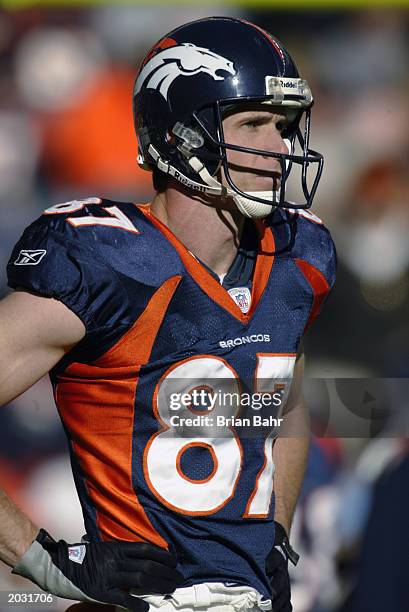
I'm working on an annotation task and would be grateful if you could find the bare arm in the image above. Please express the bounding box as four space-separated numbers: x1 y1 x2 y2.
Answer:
0 290 85 406
272 351 310 535
0 491 39 567
0 290 85 565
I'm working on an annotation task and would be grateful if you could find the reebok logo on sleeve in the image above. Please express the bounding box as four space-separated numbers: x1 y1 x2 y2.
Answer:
14 250 47 265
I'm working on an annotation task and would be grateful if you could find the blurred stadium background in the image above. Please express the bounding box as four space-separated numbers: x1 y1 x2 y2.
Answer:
0 3 408 611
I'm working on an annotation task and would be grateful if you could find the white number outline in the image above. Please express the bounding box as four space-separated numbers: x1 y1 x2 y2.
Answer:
43 198 139 234
144 352 296 517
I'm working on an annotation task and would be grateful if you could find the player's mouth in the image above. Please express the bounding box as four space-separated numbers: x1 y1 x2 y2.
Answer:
253 170 282 188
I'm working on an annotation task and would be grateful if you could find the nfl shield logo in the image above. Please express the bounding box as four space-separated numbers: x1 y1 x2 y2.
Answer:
228 287 251 314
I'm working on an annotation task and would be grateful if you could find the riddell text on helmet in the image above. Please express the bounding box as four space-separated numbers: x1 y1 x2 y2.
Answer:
172 171 207 192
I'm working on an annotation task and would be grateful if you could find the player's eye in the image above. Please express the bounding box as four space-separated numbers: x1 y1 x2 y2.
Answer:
242 119 264 128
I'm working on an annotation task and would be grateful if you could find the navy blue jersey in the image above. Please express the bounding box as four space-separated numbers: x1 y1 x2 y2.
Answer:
7 197 336 598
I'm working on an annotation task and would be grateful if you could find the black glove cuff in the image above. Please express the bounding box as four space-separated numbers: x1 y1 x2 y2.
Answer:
274 521 288 544
35 529 56 546
274 521 300 567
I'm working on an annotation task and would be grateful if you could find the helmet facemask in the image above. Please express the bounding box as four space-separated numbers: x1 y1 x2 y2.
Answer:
162 97 323 218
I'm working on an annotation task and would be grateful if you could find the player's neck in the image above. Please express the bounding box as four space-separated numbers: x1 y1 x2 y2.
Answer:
149 188 245 278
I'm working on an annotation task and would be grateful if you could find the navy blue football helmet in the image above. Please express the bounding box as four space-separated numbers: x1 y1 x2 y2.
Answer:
133 17 323 216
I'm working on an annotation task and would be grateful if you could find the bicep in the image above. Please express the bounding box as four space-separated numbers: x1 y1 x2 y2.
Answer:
0 290 85 406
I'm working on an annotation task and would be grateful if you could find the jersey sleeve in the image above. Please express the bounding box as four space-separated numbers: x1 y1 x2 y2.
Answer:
282 210 337 333
298 223 337 331
310 223 337 293
6 215 131 343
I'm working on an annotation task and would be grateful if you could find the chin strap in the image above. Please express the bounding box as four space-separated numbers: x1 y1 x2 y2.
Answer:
148 145 223 196
188 156 278 219
148 144 277 219
233 192 279 219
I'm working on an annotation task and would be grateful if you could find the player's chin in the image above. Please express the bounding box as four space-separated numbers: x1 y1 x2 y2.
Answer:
65 604 117 612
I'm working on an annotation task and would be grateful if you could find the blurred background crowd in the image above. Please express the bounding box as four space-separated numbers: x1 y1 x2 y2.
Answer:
0 4 408 612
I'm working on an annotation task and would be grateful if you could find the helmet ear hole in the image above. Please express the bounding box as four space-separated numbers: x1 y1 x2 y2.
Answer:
172 122 205 152
168 115 222 179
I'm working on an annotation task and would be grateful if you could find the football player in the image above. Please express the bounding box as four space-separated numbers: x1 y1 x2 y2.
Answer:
0 17 335 612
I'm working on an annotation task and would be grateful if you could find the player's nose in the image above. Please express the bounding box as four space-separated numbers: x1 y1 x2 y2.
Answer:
259 130 289 171
267 128 289 156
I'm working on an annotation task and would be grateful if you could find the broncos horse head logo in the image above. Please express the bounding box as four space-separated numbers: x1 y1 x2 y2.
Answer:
134 42 236 100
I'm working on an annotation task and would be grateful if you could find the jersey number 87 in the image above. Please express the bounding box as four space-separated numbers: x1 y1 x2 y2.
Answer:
144 353 296 517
